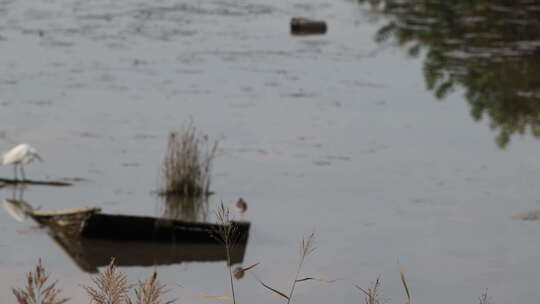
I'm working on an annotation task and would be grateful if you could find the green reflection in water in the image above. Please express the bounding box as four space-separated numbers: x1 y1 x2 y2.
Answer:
359 0 540 148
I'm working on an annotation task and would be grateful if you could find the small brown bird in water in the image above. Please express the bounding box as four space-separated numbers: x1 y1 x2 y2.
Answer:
235 198 247 214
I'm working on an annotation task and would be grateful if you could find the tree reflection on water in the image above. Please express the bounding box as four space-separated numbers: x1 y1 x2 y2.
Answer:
359 0 540 147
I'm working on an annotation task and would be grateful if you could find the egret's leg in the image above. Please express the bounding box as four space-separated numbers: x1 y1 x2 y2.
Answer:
17 185 24 201
20 166 26 182
13 164 18 181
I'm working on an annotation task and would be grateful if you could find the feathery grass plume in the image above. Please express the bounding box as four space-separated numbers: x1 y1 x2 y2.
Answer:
127 272 175 304
83 258 131 304
354 277 383 304
396 264 411 304
257 232 323 304
479 289 492 304
160 122 218 196
12 259 69 304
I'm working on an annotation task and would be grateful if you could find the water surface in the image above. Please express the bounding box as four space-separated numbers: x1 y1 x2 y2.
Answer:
1 0 540 303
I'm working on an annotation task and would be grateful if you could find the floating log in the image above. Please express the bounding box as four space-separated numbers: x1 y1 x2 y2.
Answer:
290 17 327 35
0 177 72 187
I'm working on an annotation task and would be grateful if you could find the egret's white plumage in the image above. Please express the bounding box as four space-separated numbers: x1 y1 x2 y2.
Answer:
2 143 41 165
2 144 42 180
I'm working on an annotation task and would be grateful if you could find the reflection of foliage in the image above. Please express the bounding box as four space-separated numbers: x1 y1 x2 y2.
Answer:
160 194 209 222
359 0 540 147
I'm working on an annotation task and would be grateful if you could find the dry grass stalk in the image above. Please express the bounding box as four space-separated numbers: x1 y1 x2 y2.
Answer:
396 264 411 304
355 277 383 304
257 232 319 304
479 289 492 304
128 272 175 304
287 232 316 304
12 259 69 304
161 123 218 196
83 259 131 304
215 203 240 304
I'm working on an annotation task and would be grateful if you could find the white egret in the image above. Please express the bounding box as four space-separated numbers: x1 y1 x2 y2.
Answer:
2 143 42 181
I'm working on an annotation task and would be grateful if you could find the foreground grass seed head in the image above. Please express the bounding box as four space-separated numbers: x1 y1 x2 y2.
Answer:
129 271 175 304
83 259 131 304
355 277 383 304
83 259 175 304
12 259 69 304
13 253 493 304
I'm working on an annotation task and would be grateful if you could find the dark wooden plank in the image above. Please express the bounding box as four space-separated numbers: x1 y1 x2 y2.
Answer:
0 177 72 186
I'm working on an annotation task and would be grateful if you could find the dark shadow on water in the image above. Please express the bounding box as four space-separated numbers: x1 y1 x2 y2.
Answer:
358 0 540 148
48 232 248 273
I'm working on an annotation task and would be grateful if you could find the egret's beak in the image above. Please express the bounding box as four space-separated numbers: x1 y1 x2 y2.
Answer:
35 154 43 162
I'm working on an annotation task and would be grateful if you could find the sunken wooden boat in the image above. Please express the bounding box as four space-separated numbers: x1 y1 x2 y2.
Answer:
28 207 250 272
30 207 250 243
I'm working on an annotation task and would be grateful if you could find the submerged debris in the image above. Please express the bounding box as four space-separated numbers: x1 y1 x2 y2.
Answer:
290 17 327 35
512 210 540 221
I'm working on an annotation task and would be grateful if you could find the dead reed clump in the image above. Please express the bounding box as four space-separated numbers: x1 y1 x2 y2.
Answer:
83 259 131 304
160 123 218 197
12 259 69 304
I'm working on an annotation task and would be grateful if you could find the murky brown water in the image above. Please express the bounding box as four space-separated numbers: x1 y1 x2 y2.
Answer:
1 0 540 303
